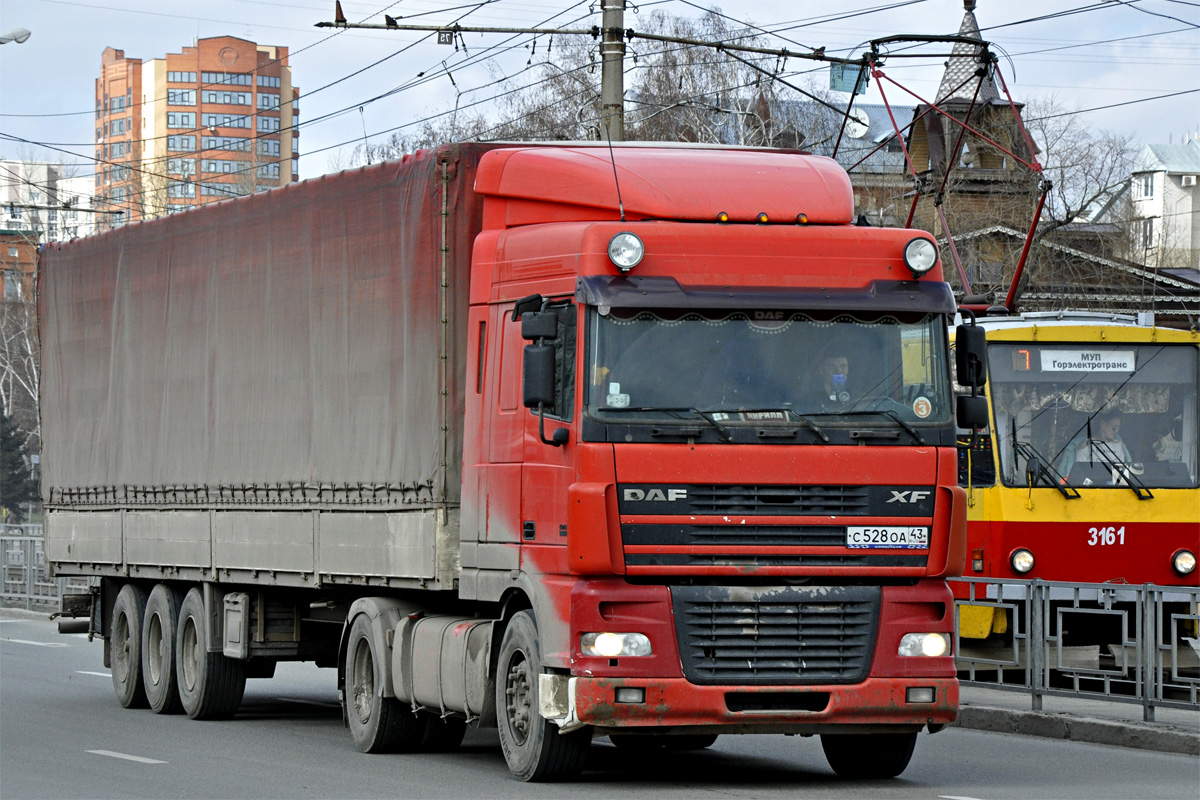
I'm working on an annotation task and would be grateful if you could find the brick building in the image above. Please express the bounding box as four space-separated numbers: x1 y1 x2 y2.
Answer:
95 37 299 229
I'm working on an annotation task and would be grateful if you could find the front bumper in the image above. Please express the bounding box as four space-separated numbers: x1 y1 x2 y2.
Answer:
540 674 958 735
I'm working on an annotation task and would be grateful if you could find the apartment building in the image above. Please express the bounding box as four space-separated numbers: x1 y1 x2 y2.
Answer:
96 36 299 228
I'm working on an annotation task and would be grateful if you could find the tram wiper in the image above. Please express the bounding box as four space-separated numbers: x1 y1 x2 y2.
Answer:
1090 440 1154 500
1012 439 1080 499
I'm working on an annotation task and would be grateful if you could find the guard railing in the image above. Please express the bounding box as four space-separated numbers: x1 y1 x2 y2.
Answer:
951 576 1200 720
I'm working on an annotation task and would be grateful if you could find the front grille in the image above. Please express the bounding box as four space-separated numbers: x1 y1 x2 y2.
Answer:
672 585 879 685
624 524 845 547
686 485 869 515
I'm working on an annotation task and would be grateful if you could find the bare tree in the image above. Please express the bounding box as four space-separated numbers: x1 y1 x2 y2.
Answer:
352 9 833 160
0 244 40 453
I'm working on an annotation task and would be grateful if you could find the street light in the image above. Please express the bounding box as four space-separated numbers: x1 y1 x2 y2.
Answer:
0 28 32 45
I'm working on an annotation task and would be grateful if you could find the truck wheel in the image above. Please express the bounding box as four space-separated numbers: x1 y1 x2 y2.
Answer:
609 733 719 751
420 714 467 752
176 587 246 720
496 610 590 782
820 731 918 779
142 584 184 714
111 584 149 709
345 614 426 753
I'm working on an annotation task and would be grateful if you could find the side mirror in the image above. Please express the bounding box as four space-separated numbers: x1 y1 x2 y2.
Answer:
523 345 556 409
956 395 989 430
955 324 987 389
1025 456 1042 486
521 311 558 341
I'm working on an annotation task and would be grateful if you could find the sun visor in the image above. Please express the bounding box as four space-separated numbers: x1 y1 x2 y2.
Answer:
576 275 957 314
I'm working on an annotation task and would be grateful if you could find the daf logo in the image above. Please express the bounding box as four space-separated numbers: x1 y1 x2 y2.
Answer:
624 488 688 502
887 490 931 504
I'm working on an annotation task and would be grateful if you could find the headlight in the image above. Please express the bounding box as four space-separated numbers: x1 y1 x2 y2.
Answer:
580 632 652 657
903 237 938 277
1172 549 1196 576
607 232 644 273
1010 548 1035 574
898 633 950 657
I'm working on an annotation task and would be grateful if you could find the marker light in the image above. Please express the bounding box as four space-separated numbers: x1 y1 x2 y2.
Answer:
1010 548 1035 574
607 232 645 273
1172 549 1196 576
580 632 652 658
756 212 769 224
717 211 730 223
903 237 939 277
796 213 809 224
898 633 950 657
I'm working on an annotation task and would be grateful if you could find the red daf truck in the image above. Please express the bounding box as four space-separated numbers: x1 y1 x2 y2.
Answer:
41 142 980 781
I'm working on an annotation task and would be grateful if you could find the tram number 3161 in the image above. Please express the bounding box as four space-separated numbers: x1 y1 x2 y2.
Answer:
1087 526 1126 546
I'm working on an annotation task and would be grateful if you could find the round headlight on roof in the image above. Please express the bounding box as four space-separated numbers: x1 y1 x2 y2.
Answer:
903 237 939 277
608 232 644 273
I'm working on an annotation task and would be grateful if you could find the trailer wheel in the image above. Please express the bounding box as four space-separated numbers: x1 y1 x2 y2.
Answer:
820 731 918 779
609 733 719 751
345 614 425 753
110 584 149 709
176 587 245 720
496 611 590 782
142 584 184 714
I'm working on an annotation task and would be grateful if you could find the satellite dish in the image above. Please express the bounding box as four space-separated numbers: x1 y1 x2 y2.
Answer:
845 109 870 139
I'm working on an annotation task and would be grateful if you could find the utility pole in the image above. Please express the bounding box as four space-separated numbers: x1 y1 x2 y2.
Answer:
599 0 625 142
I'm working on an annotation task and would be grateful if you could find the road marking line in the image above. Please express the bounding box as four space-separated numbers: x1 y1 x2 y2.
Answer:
77 671 111 678
274 696 340 708
2 638 68 647
940 796 990 800
87 750 167 764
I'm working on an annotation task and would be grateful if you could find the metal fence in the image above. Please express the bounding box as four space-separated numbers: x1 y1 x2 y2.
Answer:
1 524 90 611
952 576 1200 720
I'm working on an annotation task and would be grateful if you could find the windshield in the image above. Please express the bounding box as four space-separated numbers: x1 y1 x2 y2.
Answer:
586 308 951 426
989 342 1199 488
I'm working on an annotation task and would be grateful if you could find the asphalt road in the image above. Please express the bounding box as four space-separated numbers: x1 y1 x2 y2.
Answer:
2 612 1197 799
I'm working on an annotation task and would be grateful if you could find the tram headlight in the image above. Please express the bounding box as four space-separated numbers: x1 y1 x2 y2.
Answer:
1010 548 1035 574
1172 549 1196 576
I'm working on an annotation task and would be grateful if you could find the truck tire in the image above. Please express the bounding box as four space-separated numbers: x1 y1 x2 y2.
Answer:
820 731 918 779
345 614 425 753
141 584 184 714
496 610 590 782
420 713 468 752
110 584 150 709
609 733 719 751
176 587 246 720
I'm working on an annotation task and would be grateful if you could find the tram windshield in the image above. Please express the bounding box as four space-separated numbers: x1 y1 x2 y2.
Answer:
989 343 1199 489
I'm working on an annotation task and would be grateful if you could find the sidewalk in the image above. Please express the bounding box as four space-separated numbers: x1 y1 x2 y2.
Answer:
956 684 1200 755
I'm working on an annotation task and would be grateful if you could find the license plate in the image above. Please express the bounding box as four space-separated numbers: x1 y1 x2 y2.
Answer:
846 526 929 549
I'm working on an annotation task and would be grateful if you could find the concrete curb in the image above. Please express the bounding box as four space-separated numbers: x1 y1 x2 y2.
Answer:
955 704 1200 756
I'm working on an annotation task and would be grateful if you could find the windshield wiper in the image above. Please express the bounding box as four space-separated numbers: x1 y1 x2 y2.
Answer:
833 409 925 444
1011 438 1081 499
601 406 733 442
746 408 829 442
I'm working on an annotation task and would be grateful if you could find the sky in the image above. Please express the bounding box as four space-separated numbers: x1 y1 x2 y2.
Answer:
1 0 1198 180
